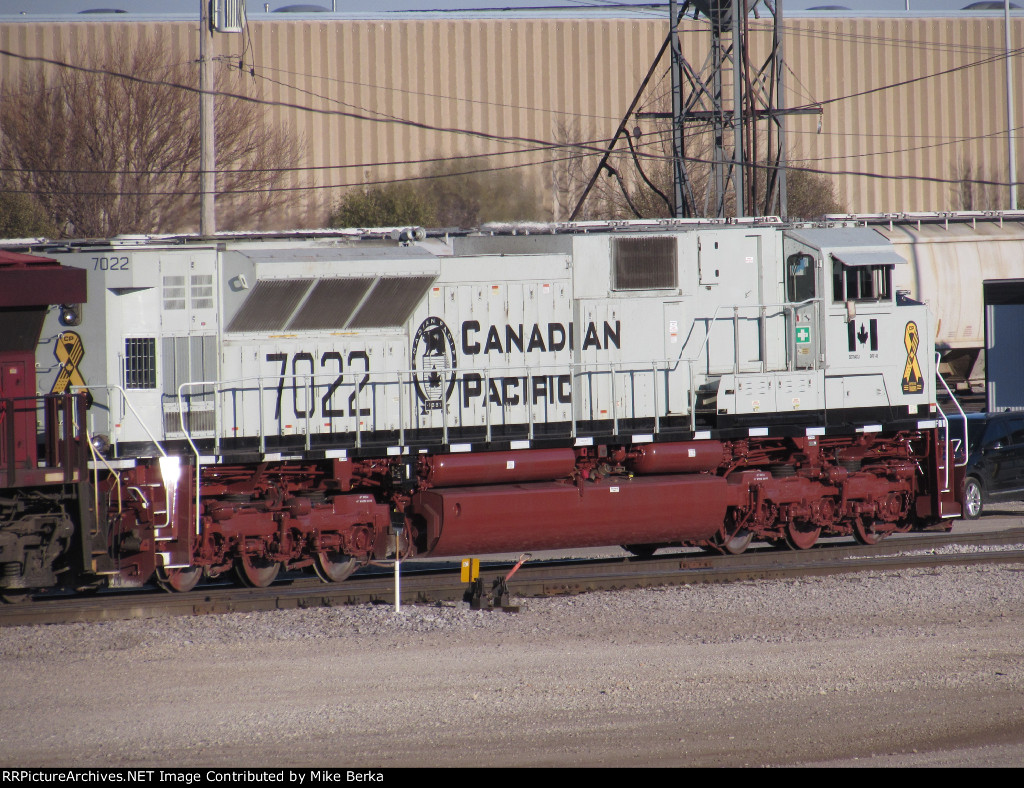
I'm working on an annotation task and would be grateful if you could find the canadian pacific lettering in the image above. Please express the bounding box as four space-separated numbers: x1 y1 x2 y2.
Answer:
462 373 572 407
461 320 620 355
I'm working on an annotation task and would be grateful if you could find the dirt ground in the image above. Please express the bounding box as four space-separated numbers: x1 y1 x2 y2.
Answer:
0 518 1022 768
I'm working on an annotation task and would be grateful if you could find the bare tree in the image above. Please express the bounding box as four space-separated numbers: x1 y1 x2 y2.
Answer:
555 113 846 222
952 155 1002 211
551 119 672 221
0 38 302 237
551 119 601 221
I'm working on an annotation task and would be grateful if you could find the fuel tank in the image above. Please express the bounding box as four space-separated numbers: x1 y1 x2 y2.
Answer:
413 474 745 556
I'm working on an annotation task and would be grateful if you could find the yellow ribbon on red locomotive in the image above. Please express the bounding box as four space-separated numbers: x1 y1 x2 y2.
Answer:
51 330 87 393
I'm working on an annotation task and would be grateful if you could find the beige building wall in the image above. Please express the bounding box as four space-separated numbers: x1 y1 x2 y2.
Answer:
1 14 1021 228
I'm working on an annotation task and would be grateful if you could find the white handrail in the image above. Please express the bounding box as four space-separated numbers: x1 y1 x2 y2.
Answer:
933 352 969 495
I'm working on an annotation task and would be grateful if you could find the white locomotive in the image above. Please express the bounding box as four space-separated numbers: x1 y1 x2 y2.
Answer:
3 218 962 593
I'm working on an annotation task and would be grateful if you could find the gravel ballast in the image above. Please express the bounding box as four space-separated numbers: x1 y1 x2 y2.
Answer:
0 560 1022 767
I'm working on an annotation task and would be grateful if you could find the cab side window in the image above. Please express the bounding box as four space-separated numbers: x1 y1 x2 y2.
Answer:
787 253 815 302
833 262 893 303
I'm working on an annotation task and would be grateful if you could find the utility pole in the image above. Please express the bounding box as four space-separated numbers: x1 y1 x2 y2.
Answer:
1006 0 1018 209
199 0 216 236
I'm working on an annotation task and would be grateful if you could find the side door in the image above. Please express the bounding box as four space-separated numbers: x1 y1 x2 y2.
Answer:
1000 417 1024 498
785 251 818 370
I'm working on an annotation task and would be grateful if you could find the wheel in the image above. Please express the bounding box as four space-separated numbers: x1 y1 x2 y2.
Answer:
623 544 660 559
704 528 754 555
963 477 983 520
784 521 820 550
155 566 203 593
312 551 358 583
1 590 33 605
234 554 281 588
721 529 753 555
853 519 889 546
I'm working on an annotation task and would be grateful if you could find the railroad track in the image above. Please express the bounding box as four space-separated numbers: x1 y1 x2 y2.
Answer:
3 527 1023 627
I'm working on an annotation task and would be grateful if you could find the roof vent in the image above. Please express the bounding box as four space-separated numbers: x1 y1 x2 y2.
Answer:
213 0 246 32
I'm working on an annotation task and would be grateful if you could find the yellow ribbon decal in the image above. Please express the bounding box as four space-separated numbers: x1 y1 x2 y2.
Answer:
51 331 87 393
902 321 923 394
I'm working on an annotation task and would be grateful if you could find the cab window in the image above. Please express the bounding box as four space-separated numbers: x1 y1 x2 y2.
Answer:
833 262 892 302
786 253 816 302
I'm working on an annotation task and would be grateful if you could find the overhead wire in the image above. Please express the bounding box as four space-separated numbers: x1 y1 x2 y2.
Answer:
2 10 1022 199
239 60 629 125
6 136 1016 199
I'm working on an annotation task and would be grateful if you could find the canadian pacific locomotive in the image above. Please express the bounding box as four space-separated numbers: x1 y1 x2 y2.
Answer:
0 218 963 595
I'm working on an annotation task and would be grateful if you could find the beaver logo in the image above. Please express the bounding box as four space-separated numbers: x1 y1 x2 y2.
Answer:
411 317 457 412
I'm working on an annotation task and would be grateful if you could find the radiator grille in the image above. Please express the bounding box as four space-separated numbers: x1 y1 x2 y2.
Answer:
612 236 677 290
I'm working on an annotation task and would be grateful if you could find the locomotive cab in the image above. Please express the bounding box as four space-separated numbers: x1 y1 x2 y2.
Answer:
784 227 933 423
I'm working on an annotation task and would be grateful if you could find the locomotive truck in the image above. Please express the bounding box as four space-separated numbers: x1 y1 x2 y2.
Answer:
0 218 963 595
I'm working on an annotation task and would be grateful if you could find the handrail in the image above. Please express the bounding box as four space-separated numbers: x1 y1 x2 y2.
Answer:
83 410 123 517
160 296 823 456
78 385 170 459
681 297 821 429
177 381 217 539
933 352 969 495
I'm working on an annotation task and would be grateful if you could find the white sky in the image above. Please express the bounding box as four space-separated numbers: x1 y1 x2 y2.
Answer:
0 1 1009 19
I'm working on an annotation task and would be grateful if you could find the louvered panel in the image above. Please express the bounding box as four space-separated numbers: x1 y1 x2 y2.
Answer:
348 275 435 329
287 278 374 331
225 279 313 333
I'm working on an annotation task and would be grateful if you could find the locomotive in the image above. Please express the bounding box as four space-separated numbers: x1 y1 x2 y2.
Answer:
0 218 963 596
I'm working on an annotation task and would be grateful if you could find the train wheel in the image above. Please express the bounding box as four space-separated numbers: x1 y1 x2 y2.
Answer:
234 554 281 588
705 529 754 555
313 551 358 583
784 521 820 550
1 591 32 604
156 566 203 593
623 544 660 559
721 529 754 555
853 520 889 546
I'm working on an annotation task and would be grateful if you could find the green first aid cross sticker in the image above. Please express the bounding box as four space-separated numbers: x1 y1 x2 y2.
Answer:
795 325 811 344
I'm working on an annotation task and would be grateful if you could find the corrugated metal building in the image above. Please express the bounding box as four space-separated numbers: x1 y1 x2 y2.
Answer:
1 10 1021 228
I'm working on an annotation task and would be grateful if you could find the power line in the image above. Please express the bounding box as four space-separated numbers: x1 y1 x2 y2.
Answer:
0 131 623 179
0 48 619 160
237 59 630 127
7 131 1019 201
2 22 1021 203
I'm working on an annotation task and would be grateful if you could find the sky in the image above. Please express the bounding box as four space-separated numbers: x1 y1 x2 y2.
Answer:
0 1 1011 19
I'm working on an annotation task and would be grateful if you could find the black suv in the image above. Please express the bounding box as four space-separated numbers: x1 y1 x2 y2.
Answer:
947 412 1024 519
